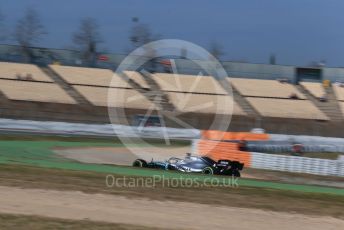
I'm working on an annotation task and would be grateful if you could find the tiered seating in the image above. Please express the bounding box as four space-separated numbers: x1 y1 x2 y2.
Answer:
0 62 53 82
0 79 75 104
333 84 344 101
167 92 246 115
153 73 227 94
246 98 329 120
230 78 306 99
300 82 325 99
73 85 155 109
49 65 129 88
123 71 150 89
338 103 344 116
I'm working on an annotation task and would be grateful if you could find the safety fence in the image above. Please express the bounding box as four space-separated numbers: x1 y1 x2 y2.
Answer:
247 143 344 153
0 118 200 139
251 152 344 177
250 134 344 153
269 134 344 146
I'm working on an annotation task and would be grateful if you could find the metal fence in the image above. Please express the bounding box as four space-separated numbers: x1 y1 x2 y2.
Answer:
251 152 344 176
0 118 200 139
2 44 344 82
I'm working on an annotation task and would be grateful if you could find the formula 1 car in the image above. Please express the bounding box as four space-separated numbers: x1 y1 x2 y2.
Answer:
132 154 244 177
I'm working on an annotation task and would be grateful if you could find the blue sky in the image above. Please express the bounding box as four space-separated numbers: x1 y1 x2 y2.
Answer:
0 0 343 66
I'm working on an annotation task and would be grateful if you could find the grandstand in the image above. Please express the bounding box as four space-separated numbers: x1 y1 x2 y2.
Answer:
49 64 128 88
246 98 328 120
300 82 325 99
227 77 330 121
229 78 305 99
49 65 156 90
74 86 155 109
0 60 344 136
123 71 151 89
152 73 227 94
333 83 344 101
0 62 53 82
168 92 245 115
0 79 76 104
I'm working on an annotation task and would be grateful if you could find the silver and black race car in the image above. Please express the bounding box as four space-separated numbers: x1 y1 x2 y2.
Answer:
132 154 244 177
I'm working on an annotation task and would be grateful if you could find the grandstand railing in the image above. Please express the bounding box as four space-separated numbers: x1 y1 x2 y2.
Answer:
2 44 344 82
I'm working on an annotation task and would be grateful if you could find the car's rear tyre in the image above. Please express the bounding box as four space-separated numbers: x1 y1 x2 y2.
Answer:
132 159 147 167
202 166 214 175
232 170 241 177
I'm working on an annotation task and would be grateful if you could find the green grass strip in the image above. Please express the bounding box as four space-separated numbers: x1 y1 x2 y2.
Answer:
0 140 343 196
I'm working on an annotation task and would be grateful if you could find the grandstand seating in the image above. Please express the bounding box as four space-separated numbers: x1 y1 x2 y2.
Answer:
153 73 227 94
246 98 329 120
0 60 340 136
49 65 129 88
0 62 53 82
0 79 76 104
73 85 155 109
123 71 150 89
333 83 344 101
230 78 306 99
300 82 325 99
167 92 245 115
338 102 344 115
49 65 152 89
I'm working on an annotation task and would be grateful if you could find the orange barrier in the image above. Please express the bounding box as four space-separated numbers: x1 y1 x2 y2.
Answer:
201 130 269 141
197 139 251 167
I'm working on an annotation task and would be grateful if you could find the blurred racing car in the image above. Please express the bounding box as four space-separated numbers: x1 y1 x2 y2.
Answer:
132 154 244 177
